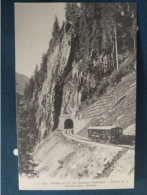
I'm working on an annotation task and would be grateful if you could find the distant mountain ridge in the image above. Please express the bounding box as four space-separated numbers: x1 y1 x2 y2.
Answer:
16 72 29 95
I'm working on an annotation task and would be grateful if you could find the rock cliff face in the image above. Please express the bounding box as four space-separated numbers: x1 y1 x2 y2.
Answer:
34 24 82 138
35 29 67 137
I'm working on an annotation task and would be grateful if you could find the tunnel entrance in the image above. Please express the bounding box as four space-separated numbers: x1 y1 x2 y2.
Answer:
64 119 73 129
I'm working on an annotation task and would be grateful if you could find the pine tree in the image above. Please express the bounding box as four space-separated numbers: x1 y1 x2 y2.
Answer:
24 77 35 101
41 53 48 72
52 16 60 39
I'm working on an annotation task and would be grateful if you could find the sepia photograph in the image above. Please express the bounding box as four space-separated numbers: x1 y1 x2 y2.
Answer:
15 2 137 190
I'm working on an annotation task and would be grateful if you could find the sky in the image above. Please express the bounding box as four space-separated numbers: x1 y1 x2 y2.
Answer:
15 3 66 77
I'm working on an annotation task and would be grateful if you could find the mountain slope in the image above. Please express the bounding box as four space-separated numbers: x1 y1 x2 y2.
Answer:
77 71 136 137
33 131 134 180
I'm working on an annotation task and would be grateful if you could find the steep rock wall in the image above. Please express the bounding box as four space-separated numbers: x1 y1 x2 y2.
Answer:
35 26 83 138
35 29 72 138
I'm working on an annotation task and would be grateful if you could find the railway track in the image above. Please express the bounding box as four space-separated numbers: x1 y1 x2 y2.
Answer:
63 128 135 150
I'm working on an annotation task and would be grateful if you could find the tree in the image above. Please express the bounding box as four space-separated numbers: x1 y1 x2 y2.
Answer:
130 4 137 51
122 3 137 51
100 3 124 70
65 3 78 23
16 95 39 176
34 64 38 75
41 53 48 72
24 77 35 101
52 16 60 39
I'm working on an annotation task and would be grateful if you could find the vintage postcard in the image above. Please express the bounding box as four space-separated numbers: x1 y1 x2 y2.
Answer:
15 3 137 190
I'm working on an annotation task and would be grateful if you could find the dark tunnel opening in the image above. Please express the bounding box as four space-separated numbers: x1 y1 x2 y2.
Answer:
64 119 73 129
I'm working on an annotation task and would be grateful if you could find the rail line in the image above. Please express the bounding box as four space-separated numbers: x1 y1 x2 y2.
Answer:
62 129 135 151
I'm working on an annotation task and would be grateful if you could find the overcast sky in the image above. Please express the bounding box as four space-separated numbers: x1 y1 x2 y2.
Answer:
15 3 66 77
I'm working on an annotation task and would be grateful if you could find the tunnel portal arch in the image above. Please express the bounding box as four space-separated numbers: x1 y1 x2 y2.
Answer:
64 119 73 129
